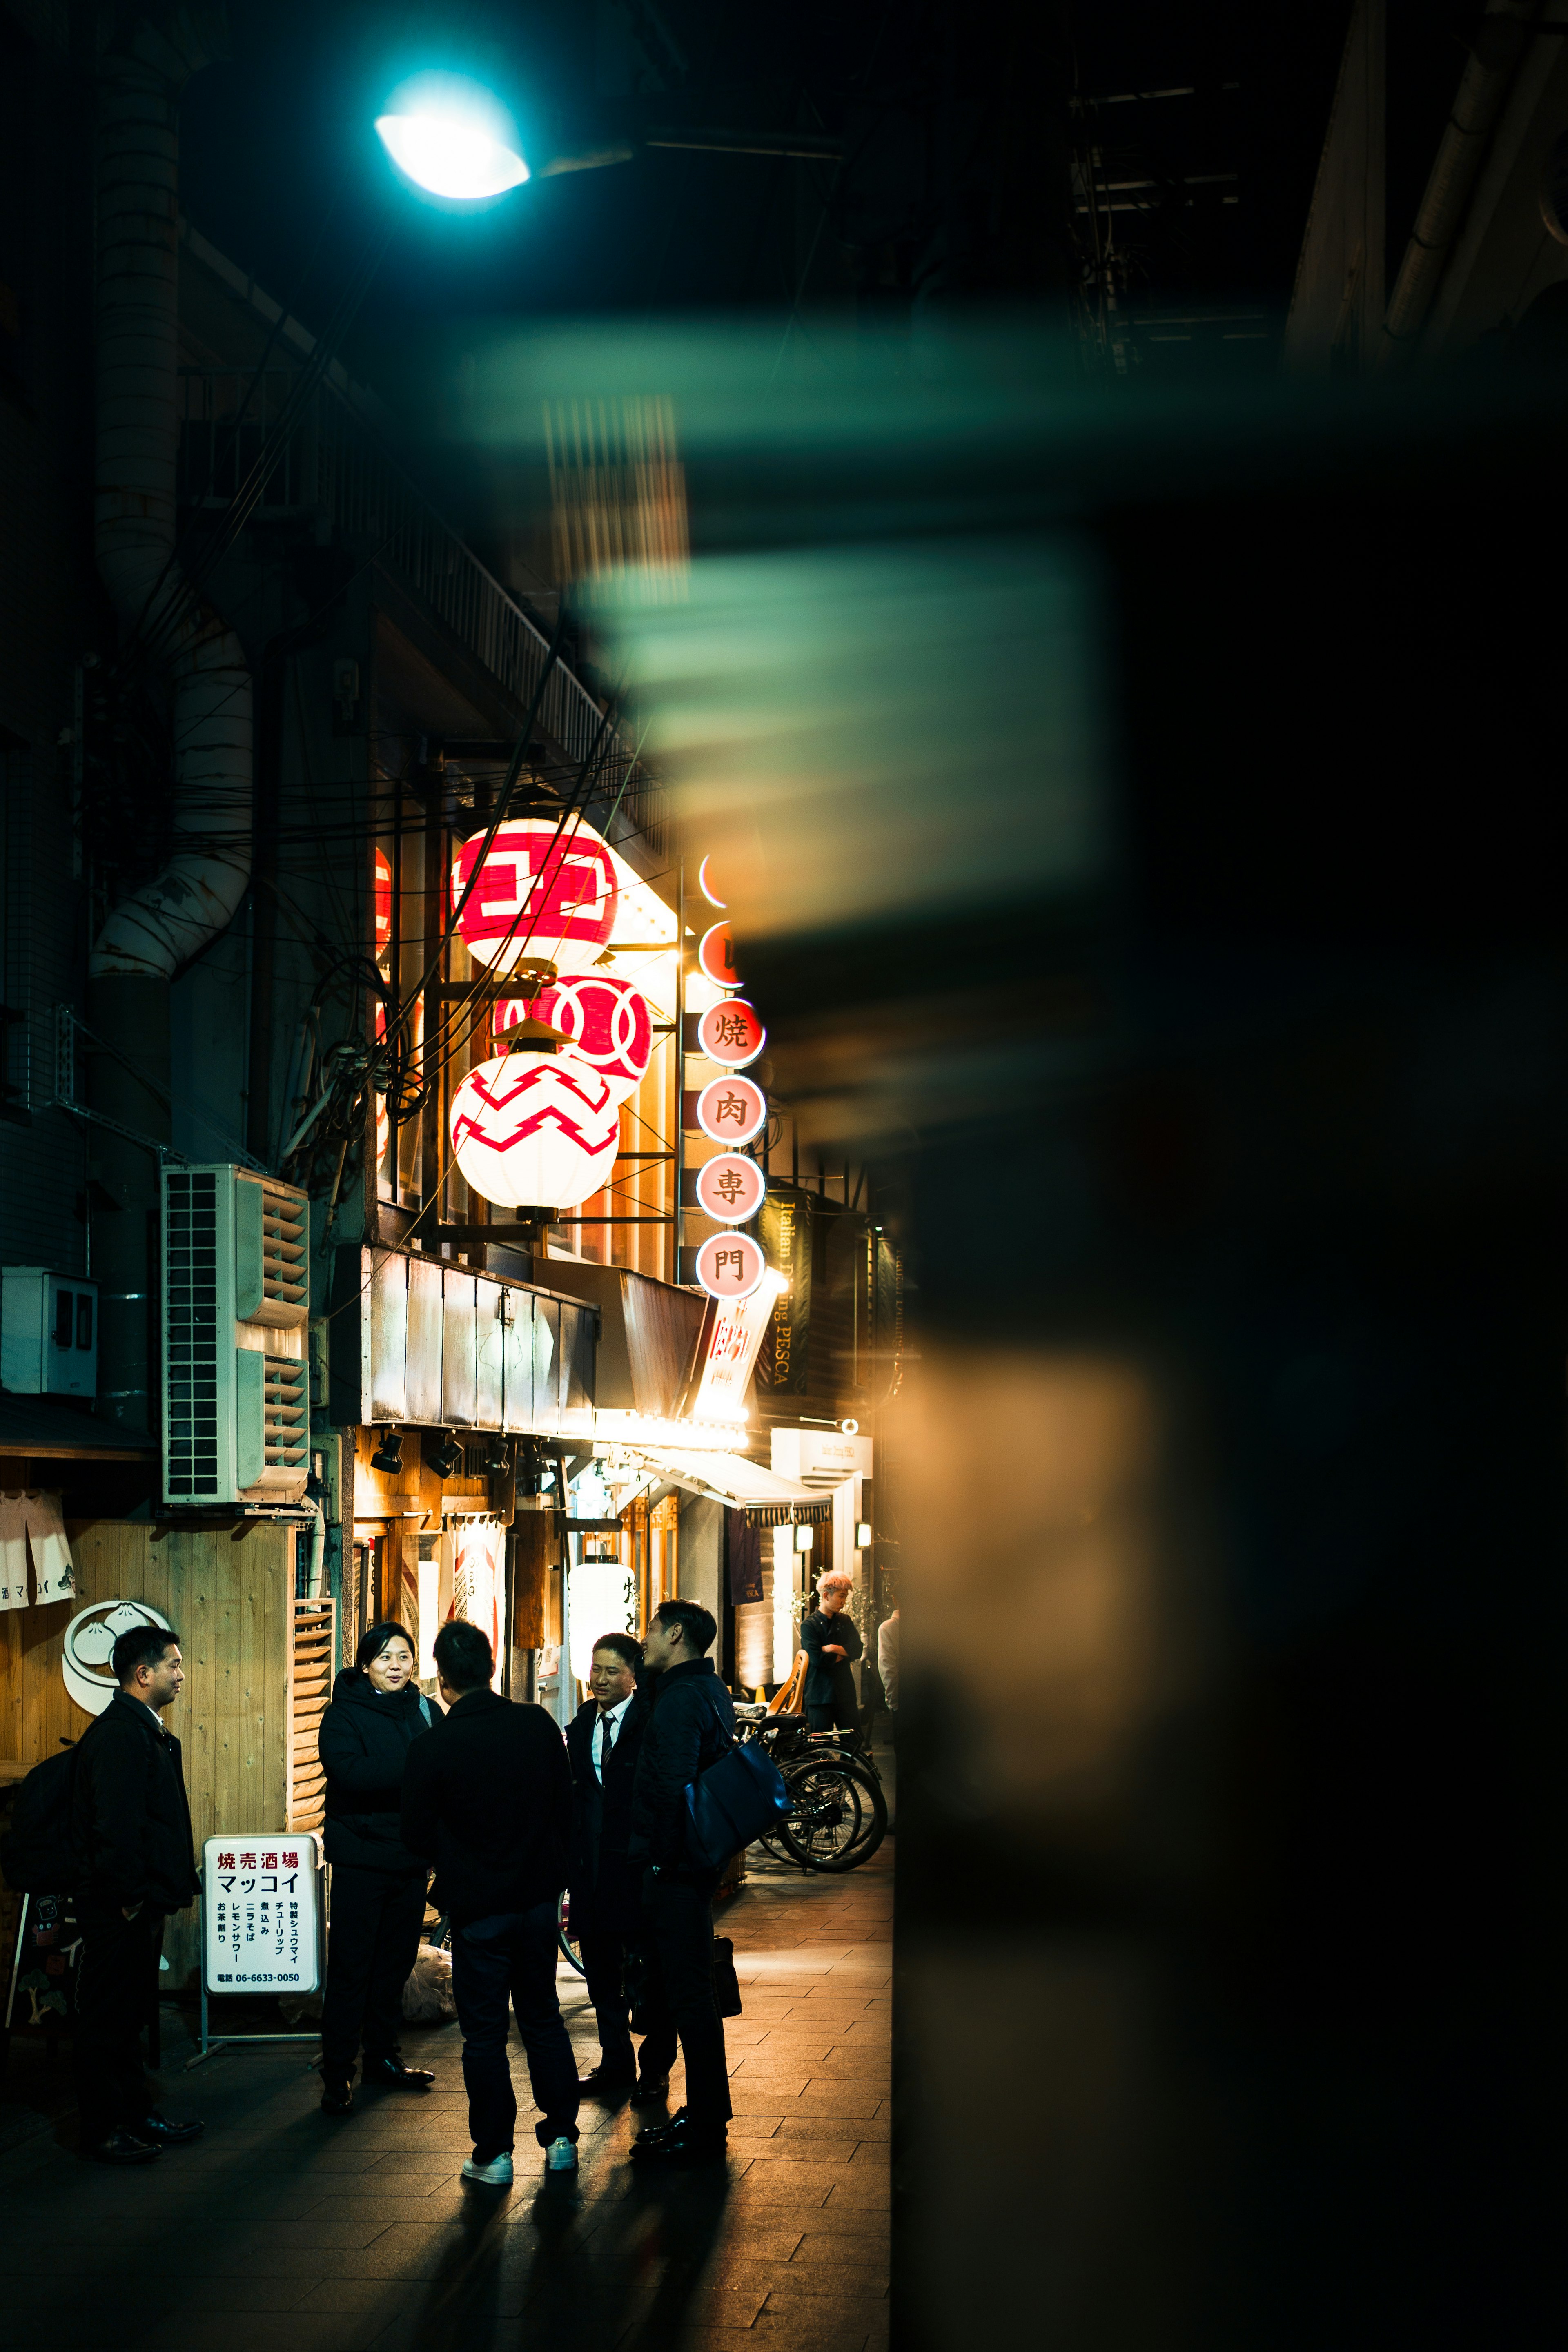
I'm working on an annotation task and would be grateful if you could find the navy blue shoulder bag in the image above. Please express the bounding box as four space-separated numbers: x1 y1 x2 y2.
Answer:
682 1702 790 1871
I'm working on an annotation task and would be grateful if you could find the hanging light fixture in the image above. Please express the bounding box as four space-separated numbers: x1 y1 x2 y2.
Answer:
429 1430 464 1479
370 1428 403 1475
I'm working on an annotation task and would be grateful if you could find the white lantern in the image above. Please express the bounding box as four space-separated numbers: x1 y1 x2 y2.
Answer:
450 816 619 977
496 974 653 1104
450 1053 619 1211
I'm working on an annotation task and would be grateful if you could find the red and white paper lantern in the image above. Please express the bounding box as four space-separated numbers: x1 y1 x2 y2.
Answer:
694 1230 767 1301
450 817 619 977
450 1054 619 1211
496 975 653 1104
695 1072 766 1147
696 997 765 1069
695 1152 766 1224
374 849 392 960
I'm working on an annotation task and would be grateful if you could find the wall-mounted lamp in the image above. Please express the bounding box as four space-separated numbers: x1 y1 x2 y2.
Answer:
795 1522 814 1553
369 1428 403 1476
429 1430 464 1479
856 1521 872 1549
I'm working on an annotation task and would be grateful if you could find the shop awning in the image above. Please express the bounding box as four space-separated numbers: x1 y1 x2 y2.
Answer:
620 1448 823 1512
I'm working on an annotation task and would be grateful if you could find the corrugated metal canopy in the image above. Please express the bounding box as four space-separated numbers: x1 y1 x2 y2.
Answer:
621 1448 822 1510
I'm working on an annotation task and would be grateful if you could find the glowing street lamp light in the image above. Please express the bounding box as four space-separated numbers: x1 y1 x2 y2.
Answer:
375 74 529 201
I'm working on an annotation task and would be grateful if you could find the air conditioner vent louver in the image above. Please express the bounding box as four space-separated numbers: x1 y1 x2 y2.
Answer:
164 1169 222 1500
161 1165 310 1508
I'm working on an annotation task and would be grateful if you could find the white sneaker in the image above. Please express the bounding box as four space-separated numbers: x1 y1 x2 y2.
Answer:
544 2136 578 2172
462 2150 514 2186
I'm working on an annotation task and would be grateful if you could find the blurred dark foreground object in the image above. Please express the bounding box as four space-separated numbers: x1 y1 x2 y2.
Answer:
704 372 1568 2350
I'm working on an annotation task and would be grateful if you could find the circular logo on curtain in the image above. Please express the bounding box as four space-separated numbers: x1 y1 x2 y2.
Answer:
450 1053 620 1211
496 975 653 1102
694 1231 767 1300
694 1152 766 1224
63 1601 174 1718
450 817 618 976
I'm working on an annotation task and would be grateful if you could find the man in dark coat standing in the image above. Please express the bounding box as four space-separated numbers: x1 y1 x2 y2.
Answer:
566 1630 653 2096
627 1597 736 2165
401 1617 579 2187
71 1621 203 2165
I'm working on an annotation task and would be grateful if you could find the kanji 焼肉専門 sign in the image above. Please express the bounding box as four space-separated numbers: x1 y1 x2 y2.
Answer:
202 1833 321 1993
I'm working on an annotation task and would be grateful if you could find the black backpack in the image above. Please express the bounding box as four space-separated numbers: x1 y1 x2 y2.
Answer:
0 1741 81 1893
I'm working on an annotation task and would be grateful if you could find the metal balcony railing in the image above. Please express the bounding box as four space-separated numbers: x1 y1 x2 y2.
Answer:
177 370 655 812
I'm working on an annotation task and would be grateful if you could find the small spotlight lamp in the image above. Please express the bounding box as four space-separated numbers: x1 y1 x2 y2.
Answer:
369 1428 403 1476
429 1430 464 1479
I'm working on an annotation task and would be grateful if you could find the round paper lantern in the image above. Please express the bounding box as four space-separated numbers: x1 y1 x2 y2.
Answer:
450 817 618 977
695 1230 767 1300
374 849 392 959
697 920 739 989
496 975 653 1103
697 854 727 909
695 1072 766 1146
697 997 765 1069
695 1152 766 1224
450 1053 619 1211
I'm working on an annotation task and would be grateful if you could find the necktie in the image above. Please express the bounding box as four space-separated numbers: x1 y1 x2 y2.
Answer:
598 1710 615 1776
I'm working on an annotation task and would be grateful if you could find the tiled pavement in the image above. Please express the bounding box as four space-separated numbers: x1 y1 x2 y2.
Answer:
0 1844 891 2352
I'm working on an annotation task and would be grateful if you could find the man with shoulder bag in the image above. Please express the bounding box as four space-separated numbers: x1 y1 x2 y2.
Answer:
71 1623 204 2165
627 1599 737 2165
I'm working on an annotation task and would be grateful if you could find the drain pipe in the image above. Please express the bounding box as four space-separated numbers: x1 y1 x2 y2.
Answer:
1376 2 1539 369
89 7 251 1436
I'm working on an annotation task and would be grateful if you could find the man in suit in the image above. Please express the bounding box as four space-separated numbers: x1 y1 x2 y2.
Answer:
566 1631 656 2098
71 1622 204 2165
401 1618 579 2187
627 1598 737 2165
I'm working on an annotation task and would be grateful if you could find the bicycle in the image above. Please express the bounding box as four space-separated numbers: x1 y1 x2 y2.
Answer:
736 1710 888 1873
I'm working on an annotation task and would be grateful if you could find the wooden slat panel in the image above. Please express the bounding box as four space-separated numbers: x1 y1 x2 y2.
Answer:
288 1595 337 1836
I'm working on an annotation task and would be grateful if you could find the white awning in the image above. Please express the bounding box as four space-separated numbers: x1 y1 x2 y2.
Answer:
621 1448 823 1511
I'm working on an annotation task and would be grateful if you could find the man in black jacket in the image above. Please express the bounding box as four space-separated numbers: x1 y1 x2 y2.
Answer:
627 1597 736 2165
71 1622 203 2165
401 1618 579 2186
566 1631 653 2096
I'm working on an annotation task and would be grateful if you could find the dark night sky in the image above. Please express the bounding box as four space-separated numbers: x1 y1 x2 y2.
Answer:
179 1 1361 416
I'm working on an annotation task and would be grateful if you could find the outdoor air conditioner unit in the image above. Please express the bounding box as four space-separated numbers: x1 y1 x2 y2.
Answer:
160 1165 311 1508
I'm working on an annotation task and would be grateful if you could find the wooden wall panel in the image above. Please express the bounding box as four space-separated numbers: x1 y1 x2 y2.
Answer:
0 1519 291 1987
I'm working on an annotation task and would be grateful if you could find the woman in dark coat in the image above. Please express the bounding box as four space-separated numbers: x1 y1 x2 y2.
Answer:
318 1621 437 2115
800 1570 864 1732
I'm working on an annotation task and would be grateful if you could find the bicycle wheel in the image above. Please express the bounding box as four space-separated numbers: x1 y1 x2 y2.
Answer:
779 1759 868 1871
557 1893 585 1974
829 1756 888 1868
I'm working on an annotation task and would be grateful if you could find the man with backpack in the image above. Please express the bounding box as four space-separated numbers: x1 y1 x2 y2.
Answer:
627 1599 736 2166
71 1622 203 2165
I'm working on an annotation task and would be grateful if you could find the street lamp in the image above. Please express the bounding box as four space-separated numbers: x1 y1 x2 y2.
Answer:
375 73 529 201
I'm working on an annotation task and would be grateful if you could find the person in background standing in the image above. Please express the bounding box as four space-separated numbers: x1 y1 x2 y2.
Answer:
566 1632 656 2097
877 1606 900 1719
317 1621 437 2116
402 1618 580 2187
71 1623 203 2165
801 1569 863 1733
627 1598 736 2166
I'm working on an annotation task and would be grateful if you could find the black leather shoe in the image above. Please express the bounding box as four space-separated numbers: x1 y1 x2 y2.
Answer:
363 2056 435 2089
84 2128 160 2165
320 2077 354 2117
632 2105 688 2145
628 2074 670 2107
135 2111 205 2146
629 2118 727 2165
577 2065 636 2096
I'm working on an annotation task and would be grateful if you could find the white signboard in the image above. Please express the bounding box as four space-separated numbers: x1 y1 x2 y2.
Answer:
691 1283 777 1421
771 1426 873 1483
202 1833 321 1994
